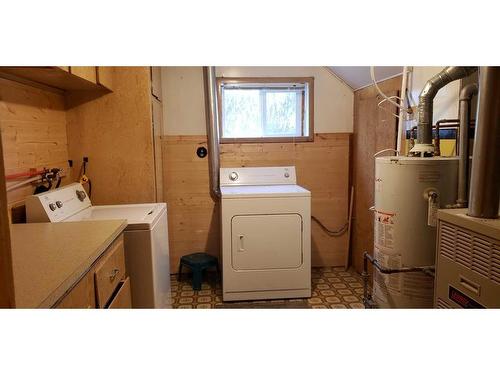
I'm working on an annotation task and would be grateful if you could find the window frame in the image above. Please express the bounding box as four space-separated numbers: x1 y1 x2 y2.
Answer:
216 77 314 144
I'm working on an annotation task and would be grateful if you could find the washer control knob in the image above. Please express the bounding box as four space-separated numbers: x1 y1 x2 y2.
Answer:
48 203 57 211
76 190 87 202
56 200 63 208
284 172 290 178
229 172 239 181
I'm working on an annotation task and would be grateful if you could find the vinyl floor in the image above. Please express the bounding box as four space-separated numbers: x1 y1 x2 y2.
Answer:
171 266 365 309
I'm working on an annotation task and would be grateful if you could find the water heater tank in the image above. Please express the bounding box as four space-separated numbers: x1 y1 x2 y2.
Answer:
373 156 458 308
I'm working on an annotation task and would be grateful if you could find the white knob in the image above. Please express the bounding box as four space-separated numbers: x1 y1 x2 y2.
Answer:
229 172 239 181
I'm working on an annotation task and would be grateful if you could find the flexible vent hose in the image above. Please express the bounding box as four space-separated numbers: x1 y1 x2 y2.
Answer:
311 216 348 236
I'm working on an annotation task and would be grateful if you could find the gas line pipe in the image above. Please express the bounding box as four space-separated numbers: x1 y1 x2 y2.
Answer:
361 251 435 308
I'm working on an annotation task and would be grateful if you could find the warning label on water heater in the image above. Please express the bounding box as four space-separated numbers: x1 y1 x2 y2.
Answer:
373 210 403 303
375 210 395 250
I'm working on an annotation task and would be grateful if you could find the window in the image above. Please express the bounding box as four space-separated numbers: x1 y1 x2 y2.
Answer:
217 77 314 143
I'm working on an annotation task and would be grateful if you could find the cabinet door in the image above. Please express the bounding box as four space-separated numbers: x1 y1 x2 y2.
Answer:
231 214 303 270
70 66 97 84
56 271 96 308
96 66 114 91
152 97 164 202
151 66 162 101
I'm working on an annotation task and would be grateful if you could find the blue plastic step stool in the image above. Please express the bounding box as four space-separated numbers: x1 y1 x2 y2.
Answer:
178 252 220 291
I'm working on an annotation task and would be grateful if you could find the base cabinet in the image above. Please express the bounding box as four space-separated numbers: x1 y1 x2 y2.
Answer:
55 234 131 309
56 272 96 309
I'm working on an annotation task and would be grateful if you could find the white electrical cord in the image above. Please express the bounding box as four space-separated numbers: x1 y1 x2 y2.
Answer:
378 95 401 119
396 67 410 154
370 67 406 110
374 148 400 157
370 66 413 155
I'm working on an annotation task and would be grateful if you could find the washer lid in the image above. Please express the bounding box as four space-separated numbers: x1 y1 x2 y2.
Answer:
64 203 166 230
221 184 310 199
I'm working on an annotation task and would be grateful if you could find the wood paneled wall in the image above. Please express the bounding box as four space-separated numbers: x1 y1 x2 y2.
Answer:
0 78 69 208
0 130 15 307
351 77 402 273
66 67 156 205
163 133 351 273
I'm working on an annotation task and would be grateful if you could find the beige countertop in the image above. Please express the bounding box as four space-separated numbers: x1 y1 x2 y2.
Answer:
10 220 127 308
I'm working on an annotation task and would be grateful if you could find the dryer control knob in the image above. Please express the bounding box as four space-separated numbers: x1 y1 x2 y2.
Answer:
229 172 239 181
48 203 57 211
76 190 87 202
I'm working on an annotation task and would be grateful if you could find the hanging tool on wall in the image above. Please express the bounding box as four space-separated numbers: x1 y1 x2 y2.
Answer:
33 168 62 194
6 167 61 193
78 156 92 198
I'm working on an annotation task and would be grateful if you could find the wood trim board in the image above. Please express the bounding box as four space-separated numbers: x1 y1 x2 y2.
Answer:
0 130 15 307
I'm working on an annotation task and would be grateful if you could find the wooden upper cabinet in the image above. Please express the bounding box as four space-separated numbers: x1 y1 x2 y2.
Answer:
151 66 162 101
69 66 97 84
0 66 114 93
96 67 114 91
0 67 98 91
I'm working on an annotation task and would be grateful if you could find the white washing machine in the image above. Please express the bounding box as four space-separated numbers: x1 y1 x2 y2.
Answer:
220 166 311 301
25 183 171 308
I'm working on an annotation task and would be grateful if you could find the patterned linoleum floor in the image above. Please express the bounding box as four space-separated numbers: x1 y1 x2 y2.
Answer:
171 267 365 309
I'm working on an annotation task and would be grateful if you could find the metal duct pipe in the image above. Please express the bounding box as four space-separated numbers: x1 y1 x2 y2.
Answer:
468 67 500 219
203 67 221 200
456 83 478 207
411 66 477 156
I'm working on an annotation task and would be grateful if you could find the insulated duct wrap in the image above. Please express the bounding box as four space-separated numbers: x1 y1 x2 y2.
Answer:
413 67 477 154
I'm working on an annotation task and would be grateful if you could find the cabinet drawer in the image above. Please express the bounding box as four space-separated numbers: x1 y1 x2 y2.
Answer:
108 277 132 308
94 234 126 307
55 271 96 309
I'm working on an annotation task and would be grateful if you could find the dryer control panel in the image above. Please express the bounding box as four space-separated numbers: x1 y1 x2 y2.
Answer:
220 166 297 186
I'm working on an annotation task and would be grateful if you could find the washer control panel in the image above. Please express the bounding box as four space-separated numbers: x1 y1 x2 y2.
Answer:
25 183 92 223
220 166 297 186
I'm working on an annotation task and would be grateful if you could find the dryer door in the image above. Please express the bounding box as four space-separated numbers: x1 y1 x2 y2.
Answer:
231 214 303 270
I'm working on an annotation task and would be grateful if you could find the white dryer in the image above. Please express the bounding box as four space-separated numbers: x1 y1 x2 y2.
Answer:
25 183 171 308
220 166 311 301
